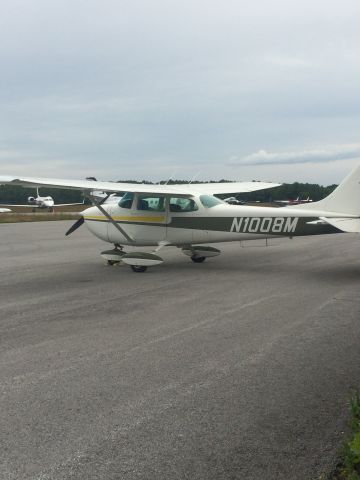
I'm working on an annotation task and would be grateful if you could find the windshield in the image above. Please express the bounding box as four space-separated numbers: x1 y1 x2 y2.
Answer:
199 195 224 208
118 192 134 209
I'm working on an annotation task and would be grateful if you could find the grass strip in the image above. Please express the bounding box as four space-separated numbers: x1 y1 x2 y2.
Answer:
0 213 80 223
331 392 360 479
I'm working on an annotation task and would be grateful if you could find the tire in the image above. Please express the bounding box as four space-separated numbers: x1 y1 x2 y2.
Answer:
191 255 206 263
107 260 118 266
130 265 148 273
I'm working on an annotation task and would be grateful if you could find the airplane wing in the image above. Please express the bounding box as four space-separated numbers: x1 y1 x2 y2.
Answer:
0 203 38 208
0 175 281 196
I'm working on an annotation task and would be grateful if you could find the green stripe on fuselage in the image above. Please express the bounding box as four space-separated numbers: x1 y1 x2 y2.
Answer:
86 216 341 236
169 216 341 236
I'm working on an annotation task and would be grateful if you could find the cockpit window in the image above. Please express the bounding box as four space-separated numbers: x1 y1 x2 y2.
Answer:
169 197 198 212
199 195 224 208
137 195 166 211
119 192 134 209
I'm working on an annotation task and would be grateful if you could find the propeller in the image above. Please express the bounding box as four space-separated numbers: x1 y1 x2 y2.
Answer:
65 192 112 236
65 216 85 236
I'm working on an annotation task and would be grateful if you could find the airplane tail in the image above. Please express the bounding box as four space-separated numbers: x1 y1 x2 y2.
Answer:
293 165 360 232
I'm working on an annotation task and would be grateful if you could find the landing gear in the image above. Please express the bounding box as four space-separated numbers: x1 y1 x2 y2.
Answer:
130 265 148 273
107 260 118 266
182 246 221 264
101 247 162 272
191 255 206 263
101 245 126 265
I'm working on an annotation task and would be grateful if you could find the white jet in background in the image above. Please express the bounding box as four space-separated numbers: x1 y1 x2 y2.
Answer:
0 187 84 212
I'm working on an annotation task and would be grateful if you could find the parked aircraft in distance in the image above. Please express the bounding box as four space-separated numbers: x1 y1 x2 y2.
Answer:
0 166 359 272
275 196 313 206
223 197 246 205
0 188 84 212
86 177 122 204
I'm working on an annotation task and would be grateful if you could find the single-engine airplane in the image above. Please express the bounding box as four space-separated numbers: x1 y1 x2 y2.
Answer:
0 187 84 212
0 166 359 272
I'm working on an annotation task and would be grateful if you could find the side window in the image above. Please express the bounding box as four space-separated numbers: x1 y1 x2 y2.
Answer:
169 197 198 212
119 192 134 209
137 195 166 211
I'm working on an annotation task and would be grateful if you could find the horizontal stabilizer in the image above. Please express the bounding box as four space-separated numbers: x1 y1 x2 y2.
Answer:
320 217 360 233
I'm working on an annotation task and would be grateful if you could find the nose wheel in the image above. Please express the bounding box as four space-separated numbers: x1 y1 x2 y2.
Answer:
130 265 148 273
191 255 206 263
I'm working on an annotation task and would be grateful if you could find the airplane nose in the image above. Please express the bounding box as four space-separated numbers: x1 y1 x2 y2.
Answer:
82 206 109 242
82 206 98 217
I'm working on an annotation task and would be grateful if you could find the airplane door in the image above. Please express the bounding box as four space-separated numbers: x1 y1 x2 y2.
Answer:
108 195 167 246
166 197 201 244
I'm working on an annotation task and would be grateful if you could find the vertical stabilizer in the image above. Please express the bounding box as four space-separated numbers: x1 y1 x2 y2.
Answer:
294 165 360 215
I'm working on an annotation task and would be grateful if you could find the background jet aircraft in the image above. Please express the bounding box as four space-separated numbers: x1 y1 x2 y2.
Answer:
0 188 84 212
86 177 122 204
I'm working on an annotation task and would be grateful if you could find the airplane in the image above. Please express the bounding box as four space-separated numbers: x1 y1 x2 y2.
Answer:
85 177 122 204
223 196 246 205
275 196 313 206
0 187 84 212
0 207 11 213
0 166 359 272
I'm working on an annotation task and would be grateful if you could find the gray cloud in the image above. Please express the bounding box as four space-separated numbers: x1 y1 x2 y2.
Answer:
229 144 360 167
0 0 360 183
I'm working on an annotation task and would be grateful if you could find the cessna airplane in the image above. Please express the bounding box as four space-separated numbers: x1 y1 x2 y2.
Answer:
0 188 83 212
0 166 359 272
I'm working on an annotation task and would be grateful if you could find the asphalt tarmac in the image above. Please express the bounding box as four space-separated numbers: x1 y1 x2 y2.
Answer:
1 221 360 480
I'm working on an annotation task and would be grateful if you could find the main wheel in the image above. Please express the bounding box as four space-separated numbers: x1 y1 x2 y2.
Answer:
107 260 118 266
191 255 206 263
130 265 148 273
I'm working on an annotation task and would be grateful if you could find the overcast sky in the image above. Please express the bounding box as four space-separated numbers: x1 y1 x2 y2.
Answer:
0 0 359 184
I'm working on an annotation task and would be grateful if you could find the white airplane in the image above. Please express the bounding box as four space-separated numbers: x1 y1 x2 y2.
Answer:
0 187 84 212
275 196 313 206
85 177 122 204
0 207 11 213
0 166 359 272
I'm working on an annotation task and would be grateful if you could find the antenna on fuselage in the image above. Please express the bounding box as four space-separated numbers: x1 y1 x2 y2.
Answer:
164 169 179 185
188 171 201 184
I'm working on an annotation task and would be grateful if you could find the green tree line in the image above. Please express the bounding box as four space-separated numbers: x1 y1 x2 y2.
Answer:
0 180 338 204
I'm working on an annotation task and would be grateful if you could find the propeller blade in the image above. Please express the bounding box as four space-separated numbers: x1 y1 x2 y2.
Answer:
65 216 85 236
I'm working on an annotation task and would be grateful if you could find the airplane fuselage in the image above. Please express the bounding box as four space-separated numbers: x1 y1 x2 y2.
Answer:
28 196 55 208
83 194 343 247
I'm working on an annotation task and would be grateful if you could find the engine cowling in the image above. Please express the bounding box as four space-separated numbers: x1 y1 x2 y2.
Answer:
27 196 36 204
